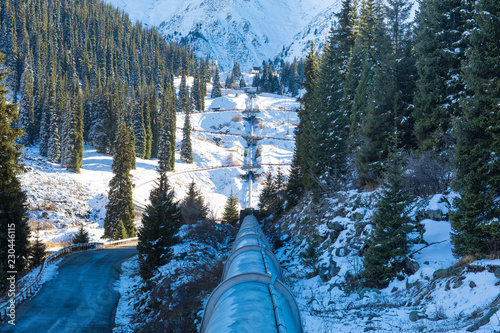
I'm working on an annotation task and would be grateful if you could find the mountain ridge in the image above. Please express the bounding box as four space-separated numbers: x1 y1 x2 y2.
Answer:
105 0 342 70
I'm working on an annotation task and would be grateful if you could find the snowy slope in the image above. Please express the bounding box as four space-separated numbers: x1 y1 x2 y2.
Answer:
104 0 342 70
21 77 299 248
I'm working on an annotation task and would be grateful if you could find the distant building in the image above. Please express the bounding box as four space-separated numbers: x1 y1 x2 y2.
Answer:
251 67 260 74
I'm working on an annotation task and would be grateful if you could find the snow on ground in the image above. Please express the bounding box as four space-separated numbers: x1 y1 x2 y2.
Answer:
113 256 141 333
272 191 500 333
20 85 298 249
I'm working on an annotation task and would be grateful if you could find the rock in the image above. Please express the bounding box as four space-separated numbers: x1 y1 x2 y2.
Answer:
495 267 500 279
433 269 449 280
335 246 351 257
327 221 345 232
318 261 340 282
469 281 476 288
406 261 420 276
453 279 463 289
409 311 428 322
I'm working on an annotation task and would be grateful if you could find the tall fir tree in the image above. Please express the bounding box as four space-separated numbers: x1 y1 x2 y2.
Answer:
0 53 31 288
211 66 222 98
17 63 35 146
312 24 350 181
180 110 193 163
292 42 320 191
137 139 181 279
222 189 239 225
181 179 208 224
361 150 412 288
133 93 147 159
413 0 470 154
104 122 136 239
450 0 500 257
72 225 90 244
30 230 47 268
66 79 84 173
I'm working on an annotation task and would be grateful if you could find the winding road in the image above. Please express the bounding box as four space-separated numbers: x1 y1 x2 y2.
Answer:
1 247 137 333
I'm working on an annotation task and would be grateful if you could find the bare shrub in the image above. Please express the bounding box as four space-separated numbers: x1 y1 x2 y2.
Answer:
184 220 236 249
135 259 225 333
232 114 242 122
407 152 454 196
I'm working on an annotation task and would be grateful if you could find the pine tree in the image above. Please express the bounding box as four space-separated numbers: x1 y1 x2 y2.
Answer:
289 58 299 96
114 220 129 240
295 42 319 189
180 110 193 163
361 150 412 288
181 179 208 224
104 122 136 239
259 171 277 219
133 96 147 159
143 91 153 160
66 79 84 173
450 0 500 257
312 24 350 181
285 150 305 210
72 225 90 244
30 232 47 268
0 52 31 288
222 189 239 225
137 145 181 279
413 0 470 154
211 66 222 98
18 63 35 146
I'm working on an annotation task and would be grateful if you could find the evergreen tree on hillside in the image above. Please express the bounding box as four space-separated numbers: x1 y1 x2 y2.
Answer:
178 72 188 112
259 167 286 219
413 0 470 154
285 152 305 210
104 122 136 239
232 62 241 80
211 66 222 98
294 42 319 189
0 53 30 288
312 25 349 181
180 110 193 163
114 220 128 240
137 142 181 279
362 150 412 288
133 92 147 159
142 89 153 160
18 63 35 146
289 58 299 96
72 225 90 244
222 189 239 225
450 0 500 257
240 76 246 88
66 78 84 173
259 171 277 219
30 232 47 268
181 179 208 224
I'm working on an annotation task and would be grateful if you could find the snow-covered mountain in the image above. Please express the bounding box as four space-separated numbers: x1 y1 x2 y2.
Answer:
105 0 342 70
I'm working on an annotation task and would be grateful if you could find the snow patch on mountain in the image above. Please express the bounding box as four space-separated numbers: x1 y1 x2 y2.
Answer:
105 0 342 70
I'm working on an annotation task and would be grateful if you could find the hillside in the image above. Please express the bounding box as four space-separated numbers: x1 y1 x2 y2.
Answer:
20 81 298 248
